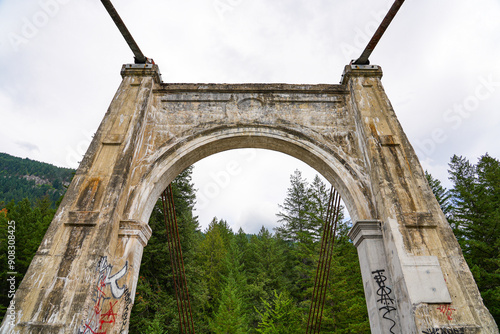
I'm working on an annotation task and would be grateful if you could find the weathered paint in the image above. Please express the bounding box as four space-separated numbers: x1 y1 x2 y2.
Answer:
0 64 497 333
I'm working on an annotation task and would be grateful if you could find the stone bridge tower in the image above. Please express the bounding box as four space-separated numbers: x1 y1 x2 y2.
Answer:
1 63 498 334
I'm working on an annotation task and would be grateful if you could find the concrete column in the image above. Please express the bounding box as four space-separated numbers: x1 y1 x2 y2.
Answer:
0 64 160 333
76 220 152 333
349 220 402 334
344 64 498 333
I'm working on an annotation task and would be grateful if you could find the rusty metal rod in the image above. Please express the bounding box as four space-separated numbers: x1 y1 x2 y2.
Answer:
307 193 333 333
313 190 340 333
162 185 196 333
306 188 328 332
100 0 147 64
306 187 334 333
353 0 405 65
165 189 189 332
166 188 190 333
316 192 342 333
307 187 341 333
166 186 191 333
161 190 185 332
166 184 196 333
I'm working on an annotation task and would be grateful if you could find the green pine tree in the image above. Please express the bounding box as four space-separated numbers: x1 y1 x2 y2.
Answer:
255 290 301 334
425 171 453 218
129 167 204 333
210 272 249 334
448 154 500 323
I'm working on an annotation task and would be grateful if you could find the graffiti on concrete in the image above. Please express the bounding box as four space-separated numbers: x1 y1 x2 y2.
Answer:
79 256 129 334
372 269 397 334
119 287 133 333
422 328 465 334
436 304 456 321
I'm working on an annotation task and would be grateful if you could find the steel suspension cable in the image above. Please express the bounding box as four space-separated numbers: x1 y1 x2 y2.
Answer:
100 0 147 64
306 187 342 333
161 184 195 333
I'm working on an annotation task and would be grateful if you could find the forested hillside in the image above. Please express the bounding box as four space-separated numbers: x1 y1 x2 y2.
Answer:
0 153 74 206
0 152 498 330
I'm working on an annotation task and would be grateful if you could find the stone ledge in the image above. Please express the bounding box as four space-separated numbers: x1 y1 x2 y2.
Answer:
401 212 437 228
155 83 348 94
341 64 383 85
121 63 162 83
66 211 99 226
379 135 399 146
118 220 153 247
348 220 382 248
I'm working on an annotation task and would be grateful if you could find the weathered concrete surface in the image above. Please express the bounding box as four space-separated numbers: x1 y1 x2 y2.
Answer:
0 63 497 333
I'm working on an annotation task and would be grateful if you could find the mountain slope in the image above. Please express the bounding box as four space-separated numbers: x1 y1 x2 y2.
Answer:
0 152 74 206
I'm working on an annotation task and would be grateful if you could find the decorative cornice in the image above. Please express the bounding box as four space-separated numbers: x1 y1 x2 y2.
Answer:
341 64 383 85
348 220 382 248
118 220 153 247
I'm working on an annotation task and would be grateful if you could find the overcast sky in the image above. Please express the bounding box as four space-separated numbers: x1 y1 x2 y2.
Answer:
1 0 499 234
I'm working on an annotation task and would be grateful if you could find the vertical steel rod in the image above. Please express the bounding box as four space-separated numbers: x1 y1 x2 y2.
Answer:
316 192 342 332
161 190 184 332
166 185 196 333
353 0 405 65
306 187 342 333
306 187 335 333
313 190 340 333
161 184 196 333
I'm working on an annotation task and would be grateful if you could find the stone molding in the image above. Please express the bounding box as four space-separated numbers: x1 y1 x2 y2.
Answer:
66 211 100 226
120 63 162 83
118 220 153 247
348 220 382 248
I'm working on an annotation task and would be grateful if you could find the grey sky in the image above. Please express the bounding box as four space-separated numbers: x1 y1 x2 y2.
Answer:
1 0 499 233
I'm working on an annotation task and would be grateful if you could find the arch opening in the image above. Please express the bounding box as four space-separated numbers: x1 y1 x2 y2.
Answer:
192 148 337 234
124 126 376 227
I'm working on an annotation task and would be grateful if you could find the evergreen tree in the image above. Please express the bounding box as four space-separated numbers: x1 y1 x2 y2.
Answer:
318 221 370 333
129 167 204 333
448 154 500 323
425 171 453 218
210 245 250 334
308 175 331 241
0 197 56 317
255 290 301 334
275 171 330 302
210 274 249 334
275 170 313 243
244 226 288 327
197 218 233 317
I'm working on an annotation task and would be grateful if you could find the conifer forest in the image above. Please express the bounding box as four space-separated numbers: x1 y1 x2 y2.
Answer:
0 152 498 332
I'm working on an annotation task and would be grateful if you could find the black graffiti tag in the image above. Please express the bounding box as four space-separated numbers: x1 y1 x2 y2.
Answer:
119 288 133 333
422 328 465 334
372 269 397 334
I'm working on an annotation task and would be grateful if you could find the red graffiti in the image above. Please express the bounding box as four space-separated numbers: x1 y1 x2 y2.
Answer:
437 305 456 321
99 301 118 328
79 257 129 334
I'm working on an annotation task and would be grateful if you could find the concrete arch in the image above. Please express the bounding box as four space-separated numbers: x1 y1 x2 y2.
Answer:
4 64 497 334
125 125 376 226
